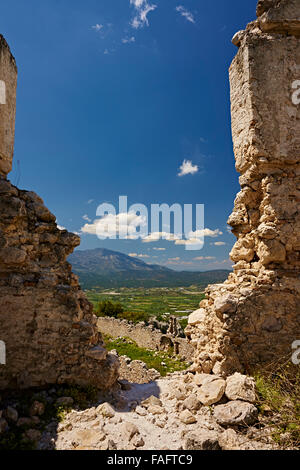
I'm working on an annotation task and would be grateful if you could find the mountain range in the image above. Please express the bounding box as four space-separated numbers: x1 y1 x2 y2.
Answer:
68 248 230 289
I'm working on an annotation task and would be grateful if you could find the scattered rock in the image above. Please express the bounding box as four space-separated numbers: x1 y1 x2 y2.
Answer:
179 409 197 425
184 430 221 450
148 405 164 415
29 401 45 417
135 406 147 416
122 422 140 440
141 396 162 408
214 401 258 427
183 395 201 412
193 373 211 386
107 440 117 450
198 376 226 406
225 373 256 403
131 435 145 448
97 402 115 418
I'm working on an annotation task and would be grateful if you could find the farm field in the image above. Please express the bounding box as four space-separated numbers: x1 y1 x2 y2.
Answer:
85 286 205 322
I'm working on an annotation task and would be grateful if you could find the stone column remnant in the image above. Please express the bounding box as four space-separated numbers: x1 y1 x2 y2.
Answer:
0 36 119 389
0 35 17 177
186 0 300 376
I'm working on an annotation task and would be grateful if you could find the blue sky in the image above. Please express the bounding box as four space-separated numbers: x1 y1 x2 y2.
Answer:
1 0 257 271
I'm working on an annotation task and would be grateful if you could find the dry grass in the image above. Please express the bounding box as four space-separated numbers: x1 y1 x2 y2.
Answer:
253 358 300 449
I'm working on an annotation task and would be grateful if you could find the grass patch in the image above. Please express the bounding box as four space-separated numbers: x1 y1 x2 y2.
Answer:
254 360 300 449
104 335 189 377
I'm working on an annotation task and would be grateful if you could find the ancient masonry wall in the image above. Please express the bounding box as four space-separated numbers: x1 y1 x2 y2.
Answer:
0 35 17 177
0 37 119 389
186 0 300 376
97 317 194 360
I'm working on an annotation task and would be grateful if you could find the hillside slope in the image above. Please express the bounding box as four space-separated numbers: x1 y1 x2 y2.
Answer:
68 248 230 288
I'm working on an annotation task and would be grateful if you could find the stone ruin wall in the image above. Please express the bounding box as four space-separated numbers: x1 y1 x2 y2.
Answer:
0 35 17 177
0 36 119 390
186 0 300 376
97 316 194 360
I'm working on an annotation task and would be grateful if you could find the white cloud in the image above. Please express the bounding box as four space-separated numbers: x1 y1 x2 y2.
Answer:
57 225 66 231
176 6 195 24
212 241 226 246
142 232 181 243
129 253 150 258
130 0 157 29
174 229 223 246
153 247 166 251
190 229 223 238
92 24 103 31
81 211 147 240
87 199 94 205
194 256 216 261
141 228 222 246
178 159 198 177
82 214 92 223
122 36 136 44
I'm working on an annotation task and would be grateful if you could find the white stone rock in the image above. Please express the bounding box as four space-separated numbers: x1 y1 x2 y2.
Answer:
96 402 115 418
179 409 197 425
188 308 206 326
225 373 256 403
214 401 258 427
198 376 226 406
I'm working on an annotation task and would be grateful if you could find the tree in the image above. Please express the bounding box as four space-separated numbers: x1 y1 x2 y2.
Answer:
96 300 124 318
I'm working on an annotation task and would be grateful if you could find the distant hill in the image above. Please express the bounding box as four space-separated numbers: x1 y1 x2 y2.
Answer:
68 248 230 289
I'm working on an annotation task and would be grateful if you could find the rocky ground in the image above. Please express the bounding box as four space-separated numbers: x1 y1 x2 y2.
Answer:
0 364 284 450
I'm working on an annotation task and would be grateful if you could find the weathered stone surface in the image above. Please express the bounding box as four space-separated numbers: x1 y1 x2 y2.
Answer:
214 401 258 427
257 0 300 35
0 35 17 177
198 376 226 406
179 409 197 425
186 0 300 376
184 430 221 450
141 395 162 408
122 422 139 440
148 405 164 415
188 309 206 326
97 403 115 418
0 178 119 390
225 373 256 403
182 394 202 412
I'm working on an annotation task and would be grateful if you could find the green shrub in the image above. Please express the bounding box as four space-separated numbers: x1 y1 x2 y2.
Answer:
96 300 124 318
